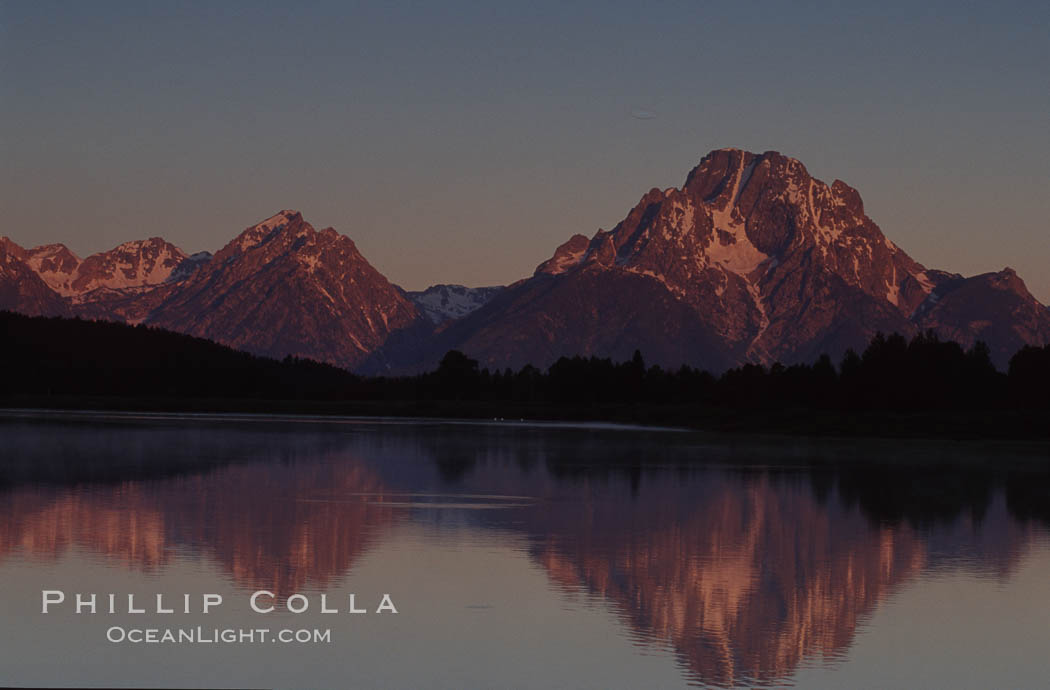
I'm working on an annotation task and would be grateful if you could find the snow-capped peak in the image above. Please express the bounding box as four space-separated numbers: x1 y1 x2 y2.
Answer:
233 210 303 252
407 284 505 324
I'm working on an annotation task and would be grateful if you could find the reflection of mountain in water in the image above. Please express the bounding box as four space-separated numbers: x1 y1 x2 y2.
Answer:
0 418 1045 686
434 439 1042 686
0 460 394 594
521 478 1033 687
0 422 397 594
1 486 171 570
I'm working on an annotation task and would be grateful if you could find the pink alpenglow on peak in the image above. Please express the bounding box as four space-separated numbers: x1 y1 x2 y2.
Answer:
4 152 1049 373
145 211 422 368
401 148 1050 372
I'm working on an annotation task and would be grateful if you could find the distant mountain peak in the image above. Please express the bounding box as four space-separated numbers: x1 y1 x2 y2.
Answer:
0 236 28 259
978 267 1028 294
541 148 928 311
3 154 1046 374
407 284 505 324
0 237 72 316
225 210 307 255
68 237 187 295
7 235 187 297
147 211 421 368
113 236 171 250
260 209 302 226
25 242 79 260
423 147 1047 372
536 234 590 276
24 242 82 295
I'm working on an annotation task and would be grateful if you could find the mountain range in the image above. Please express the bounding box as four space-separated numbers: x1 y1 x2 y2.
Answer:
3 148 1048 372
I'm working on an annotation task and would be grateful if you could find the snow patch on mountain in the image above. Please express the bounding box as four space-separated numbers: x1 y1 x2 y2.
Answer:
705 222 769 275
237 210 298 252
20 238 189 296
706 163 768 275
915 271 936 293
74 239 188 292
408 284 504 324
886 267 901 306
24 244 82 295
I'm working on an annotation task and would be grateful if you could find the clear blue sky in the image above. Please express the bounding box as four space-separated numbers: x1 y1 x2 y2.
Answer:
2 1 1048 299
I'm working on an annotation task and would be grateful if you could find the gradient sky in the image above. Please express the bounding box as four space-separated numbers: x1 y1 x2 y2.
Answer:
2 1 1048 300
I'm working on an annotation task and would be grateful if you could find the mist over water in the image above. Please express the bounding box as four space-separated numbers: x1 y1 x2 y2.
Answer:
1 414 1048 688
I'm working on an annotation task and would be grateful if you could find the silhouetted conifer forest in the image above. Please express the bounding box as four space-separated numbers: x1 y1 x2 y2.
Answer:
3 311 1049 435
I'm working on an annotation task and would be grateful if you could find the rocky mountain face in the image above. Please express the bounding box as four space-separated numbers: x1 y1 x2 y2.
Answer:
21 243 82 296
145 211 422 368
401 149 1049 371
406 284 505 325
912 268 1050 367
0 238 72 317
168 251 213 283
2 211 424 369
1 234 202 321
3 150 1048 372
20 237 189 297
70 239 210 328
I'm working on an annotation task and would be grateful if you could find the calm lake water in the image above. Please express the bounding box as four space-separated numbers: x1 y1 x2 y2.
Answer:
1 411 1049 689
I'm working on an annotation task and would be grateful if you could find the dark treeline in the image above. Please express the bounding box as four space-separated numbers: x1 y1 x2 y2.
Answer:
0 311 358 400
3 310 1049 416
376 333 1050 411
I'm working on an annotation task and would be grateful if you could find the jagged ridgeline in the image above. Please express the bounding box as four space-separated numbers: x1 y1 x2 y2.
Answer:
2 150 1049 373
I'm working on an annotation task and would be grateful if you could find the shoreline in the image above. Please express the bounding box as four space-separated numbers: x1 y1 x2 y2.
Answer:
3 396 1050 444
0 406 689 434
